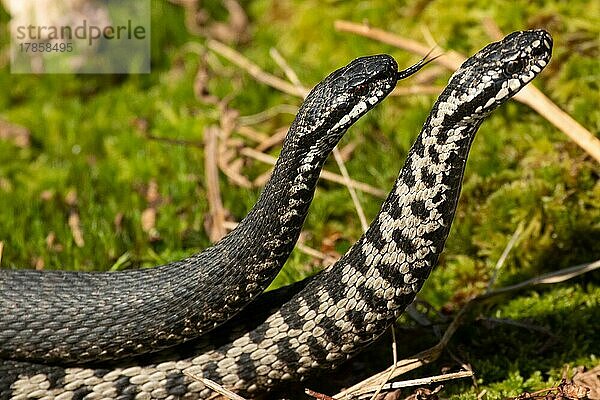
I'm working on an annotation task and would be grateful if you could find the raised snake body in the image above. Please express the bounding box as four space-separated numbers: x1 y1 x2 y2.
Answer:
0 54 415 365
0 30 552 399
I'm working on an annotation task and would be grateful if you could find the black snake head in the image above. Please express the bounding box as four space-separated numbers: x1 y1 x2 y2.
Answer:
290 54 400 152
442 29 552 124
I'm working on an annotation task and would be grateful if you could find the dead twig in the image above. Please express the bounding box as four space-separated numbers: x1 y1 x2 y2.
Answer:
334 20 464 70
217 218 339 265
144 129 254 188
237 104 298 126
357 370 473 398
207 39 308 98
369 326 399 400
334 20 600 163
573 365 600 400
255 127 288 153
296 242 338 266
270 47 303 87
184 371 247 400
306 388 337 400
235 126 270 143
204 126 228 242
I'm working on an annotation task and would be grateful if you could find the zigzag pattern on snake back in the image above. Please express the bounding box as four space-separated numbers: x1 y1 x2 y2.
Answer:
0 30 552 399
0 54 430 365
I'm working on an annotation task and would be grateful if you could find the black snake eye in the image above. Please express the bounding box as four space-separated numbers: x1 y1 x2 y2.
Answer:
531 46 545 57
504 59 525 76
352 83 370 96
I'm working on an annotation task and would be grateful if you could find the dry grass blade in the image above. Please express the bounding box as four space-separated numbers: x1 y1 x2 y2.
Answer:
207 39 308 98
237 104 298 126
236 126 270 143
270 47 303 87
336 348 442 398
240 147 386 198
334 20 600 163
333 147 369 232
255 127 288 152
357 370 474 398
335 258 600 399
0 241 3 267
391 85 444 96
296 242 337 266
204 126 228 242
486 221 524 293
184 372 247 400
479 258 600 299
369 326 399 400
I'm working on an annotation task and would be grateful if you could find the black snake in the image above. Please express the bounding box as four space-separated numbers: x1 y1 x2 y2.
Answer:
0 54 429 365
0 30 552 399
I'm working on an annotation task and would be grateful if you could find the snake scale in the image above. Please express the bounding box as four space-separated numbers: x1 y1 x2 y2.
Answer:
0 29 552 399
0 54 429 365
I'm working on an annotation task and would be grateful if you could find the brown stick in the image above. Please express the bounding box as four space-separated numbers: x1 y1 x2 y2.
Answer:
184 372 247 400
334 20 600 163
204 126 228 242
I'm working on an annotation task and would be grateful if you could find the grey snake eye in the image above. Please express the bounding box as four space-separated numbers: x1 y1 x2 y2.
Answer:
504 59 525 76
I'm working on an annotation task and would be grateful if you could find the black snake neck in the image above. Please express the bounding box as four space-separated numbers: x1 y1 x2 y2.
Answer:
0 55 403 364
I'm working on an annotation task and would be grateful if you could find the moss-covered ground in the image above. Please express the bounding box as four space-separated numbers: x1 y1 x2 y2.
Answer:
0 0 598 398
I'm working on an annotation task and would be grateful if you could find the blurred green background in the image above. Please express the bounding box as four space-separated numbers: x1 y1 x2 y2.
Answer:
0 0 598 398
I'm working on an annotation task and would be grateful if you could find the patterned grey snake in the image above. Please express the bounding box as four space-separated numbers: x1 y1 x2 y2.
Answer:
0 30 552 399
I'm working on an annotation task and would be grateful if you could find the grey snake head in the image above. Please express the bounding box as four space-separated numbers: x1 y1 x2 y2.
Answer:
444 29 552 122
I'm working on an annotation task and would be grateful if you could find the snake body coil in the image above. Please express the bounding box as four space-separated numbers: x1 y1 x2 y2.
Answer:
0 55 404 365
1 30 552 399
